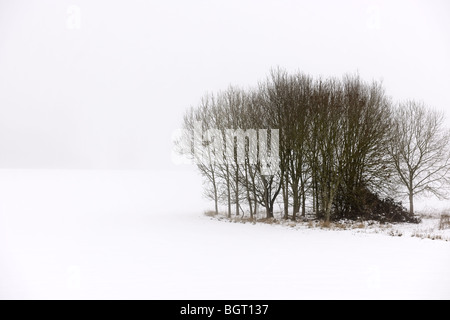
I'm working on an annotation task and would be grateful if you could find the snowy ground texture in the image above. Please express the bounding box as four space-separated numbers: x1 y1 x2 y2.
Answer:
1 170 449 300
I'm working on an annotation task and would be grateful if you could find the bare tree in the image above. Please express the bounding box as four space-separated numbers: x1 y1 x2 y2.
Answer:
313 78 346 222
176 96 222 215
388 101 450 215
336 75 394 219
256 80 283 219
264 69 292 219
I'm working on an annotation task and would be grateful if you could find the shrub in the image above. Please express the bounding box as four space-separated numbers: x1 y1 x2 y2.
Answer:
439 214 450 230
356 189 421 224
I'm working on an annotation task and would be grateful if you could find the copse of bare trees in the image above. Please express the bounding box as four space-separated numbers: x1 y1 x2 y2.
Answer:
177 69 450 223
388 101 450 215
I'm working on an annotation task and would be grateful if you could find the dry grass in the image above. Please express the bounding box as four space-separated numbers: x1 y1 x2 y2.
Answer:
287 222 297 228
333 223 348 230
259 218 278 225
355 223 365 229
207 210 450 242
204 210 218 217
320 220 331 229
412 229 449 242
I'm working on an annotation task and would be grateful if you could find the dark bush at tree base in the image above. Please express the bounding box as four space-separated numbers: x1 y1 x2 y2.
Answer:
355 190 421 224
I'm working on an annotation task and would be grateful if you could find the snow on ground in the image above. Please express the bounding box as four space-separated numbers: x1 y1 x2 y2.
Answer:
0 170 449 300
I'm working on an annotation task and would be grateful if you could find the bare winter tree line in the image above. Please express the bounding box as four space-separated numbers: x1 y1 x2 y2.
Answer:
177 69 450 223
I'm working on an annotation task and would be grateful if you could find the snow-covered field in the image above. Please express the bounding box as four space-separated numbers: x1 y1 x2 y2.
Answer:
0 170 449 300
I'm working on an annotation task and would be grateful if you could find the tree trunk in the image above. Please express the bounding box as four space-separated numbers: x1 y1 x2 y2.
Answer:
292 193 299 221
226 165 231 218
252 177 258 219
324 184 338 222
313 178 320 216
265 187 274 219
211 170 219 215
235 165 239 216
292 181 300 220
301 186 306 218
409 178 414 215
246 183 253 220
316 180 320 216
282 176 289 220
213 183 219 215
244 161 253 220
325 198 333 223
300 174 306 217
312 180 316 214
323 190 332 223
266 203 274 219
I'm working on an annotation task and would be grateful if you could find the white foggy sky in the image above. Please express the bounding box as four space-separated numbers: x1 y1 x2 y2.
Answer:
0 0 449 170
